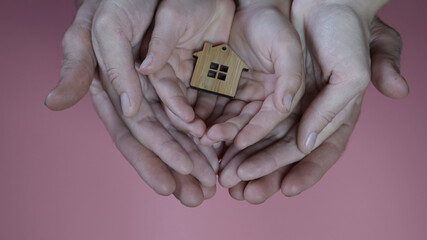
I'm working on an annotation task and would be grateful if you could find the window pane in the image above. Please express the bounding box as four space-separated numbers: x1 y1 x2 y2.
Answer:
208 70 217 78
218 72 227 81
220 65 229 73
210 62 219 70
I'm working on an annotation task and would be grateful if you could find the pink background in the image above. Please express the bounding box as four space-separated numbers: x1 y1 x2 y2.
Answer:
1 0 426 239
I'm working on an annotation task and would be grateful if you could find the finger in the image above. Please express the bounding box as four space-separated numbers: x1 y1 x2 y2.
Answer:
237 98 358 181
281 102 360 197
165 107 206 138
228 181 247 201
219 129 283 188
233 12 305 150
219 149 249 188
194 92 218 121
200 100 246 146
45 0 100 111
148 64 195 122
89 78 176 196
204 101 262 145
297 53 370 153
205 96 232 126
92 8 143 117
271 21 305 116
234 96 287 149
168 130 217 188
243 166 289 205
150 102 216 187
201 184 217 200
98 70 195 175
139 2 181 75
370 17 409 99
123 97 194 175
195 143 220 174
172 172 204 208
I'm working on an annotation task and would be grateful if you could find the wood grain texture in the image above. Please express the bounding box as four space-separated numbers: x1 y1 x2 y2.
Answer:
190 42 248 97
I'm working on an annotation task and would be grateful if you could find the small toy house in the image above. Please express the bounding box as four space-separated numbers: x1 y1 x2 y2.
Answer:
191 42 248 97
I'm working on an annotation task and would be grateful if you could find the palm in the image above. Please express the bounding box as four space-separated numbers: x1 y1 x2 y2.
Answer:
140 0 236 137
219 16 406 203
200 5 304 150
94 64 219 206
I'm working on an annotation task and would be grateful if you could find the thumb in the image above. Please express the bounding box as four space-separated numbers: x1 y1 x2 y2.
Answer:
139 4 181 75
45 0 99 110
370 17 409 99
297 66 370 154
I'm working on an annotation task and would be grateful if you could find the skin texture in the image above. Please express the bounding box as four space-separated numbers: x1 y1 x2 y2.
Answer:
45 0 408 206
216 0 410 186
199 0 306 150
91 65 218 207
139 0 236 137
219 13 408 203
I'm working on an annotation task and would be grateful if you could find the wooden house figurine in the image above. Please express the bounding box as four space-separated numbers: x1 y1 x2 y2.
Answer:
191 42 248 97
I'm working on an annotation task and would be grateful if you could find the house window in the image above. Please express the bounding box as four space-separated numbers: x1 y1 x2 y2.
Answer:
208 62 229 81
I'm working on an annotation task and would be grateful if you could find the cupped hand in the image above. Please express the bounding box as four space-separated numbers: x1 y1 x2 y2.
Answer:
91 65 219 207
199 0 305 150
139 0 236 137
45 0 219 207
45 0 101 111
45 0 158 118
219 17 409 204
291 0 408 154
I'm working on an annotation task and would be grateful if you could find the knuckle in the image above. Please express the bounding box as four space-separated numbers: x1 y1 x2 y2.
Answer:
348 71 371 91
106 67 121 86
287 71 305 92
93 13 115 37
313 107 337 127
62 24 90 49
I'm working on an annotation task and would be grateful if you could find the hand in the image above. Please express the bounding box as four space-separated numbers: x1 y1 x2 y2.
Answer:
199 0 305 150
139 0 236 137
219 17 409 204
218 0 409 186
90 70 218 207
291 0 408 154
45 0 101 111
45 0 158 117
45 0 219 207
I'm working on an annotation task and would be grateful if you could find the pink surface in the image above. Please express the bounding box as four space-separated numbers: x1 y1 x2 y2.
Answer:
1 0 426 239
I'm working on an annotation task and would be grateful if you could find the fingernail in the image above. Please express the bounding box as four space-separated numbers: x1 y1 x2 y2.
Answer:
140 55 153 70
283 184 300 196
44 88 57 107
120 92 132 116
305 132 317 152
283 94 293 112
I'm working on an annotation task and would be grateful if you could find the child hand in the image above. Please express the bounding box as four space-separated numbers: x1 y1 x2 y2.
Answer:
139 0 236 137
199 0 305 149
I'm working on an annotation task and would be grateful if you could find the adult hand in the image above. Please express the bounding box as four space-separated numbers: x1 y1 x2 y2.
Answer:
45 0 101 111
45 0 158 117
90 65 218 207
45 0 218 207
219 0 410 185
291 0 408 154
219 17 409 204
